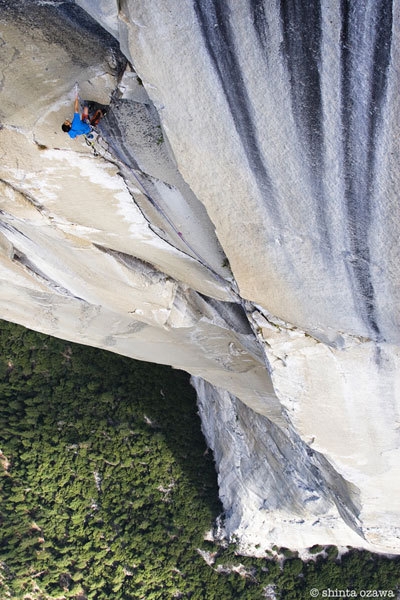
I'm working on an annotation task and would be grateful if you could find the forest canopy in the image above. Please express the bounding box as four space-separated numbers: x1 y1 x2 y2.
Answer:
0 320 399 599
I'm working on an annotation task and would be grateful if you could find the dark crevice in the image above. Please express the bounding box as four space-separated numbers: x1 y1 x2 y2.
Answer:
93 244 169 284
13 248 85 301
198 294 253 335
0 219 84 301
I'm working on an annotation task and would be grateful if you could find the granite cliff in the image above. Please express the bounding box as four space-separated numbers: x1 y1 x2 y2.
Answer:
0 0 399 554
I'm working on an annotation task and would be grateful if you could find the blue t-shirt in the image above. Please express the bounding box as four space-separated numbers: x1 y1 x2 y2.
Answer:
68 113 91 139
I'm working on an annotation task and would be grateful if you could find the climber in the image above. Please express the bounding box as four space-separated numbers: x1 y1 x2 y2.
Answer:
61 92 103 139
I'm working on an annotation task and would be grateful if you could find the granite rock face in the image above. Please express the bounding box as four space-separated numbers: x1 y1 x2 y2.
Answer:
1 0 400 553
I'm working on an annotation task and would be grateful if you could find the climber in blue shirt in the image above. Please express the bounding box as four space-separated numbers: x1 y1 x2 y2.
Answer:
61 92 103 138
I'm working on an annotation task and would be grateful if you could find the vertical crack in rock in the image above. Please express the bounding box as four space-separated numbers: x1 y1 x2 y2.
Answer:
340 0 393 340
193 0 278 220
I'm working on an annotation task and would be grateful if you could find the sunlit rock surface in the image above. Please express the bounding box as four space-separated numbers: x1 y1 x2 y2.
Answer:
1 0 400 553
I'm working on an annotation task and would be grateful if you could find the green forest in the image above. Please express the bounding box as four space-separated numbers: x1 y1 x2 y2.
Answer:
0 319 399 599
